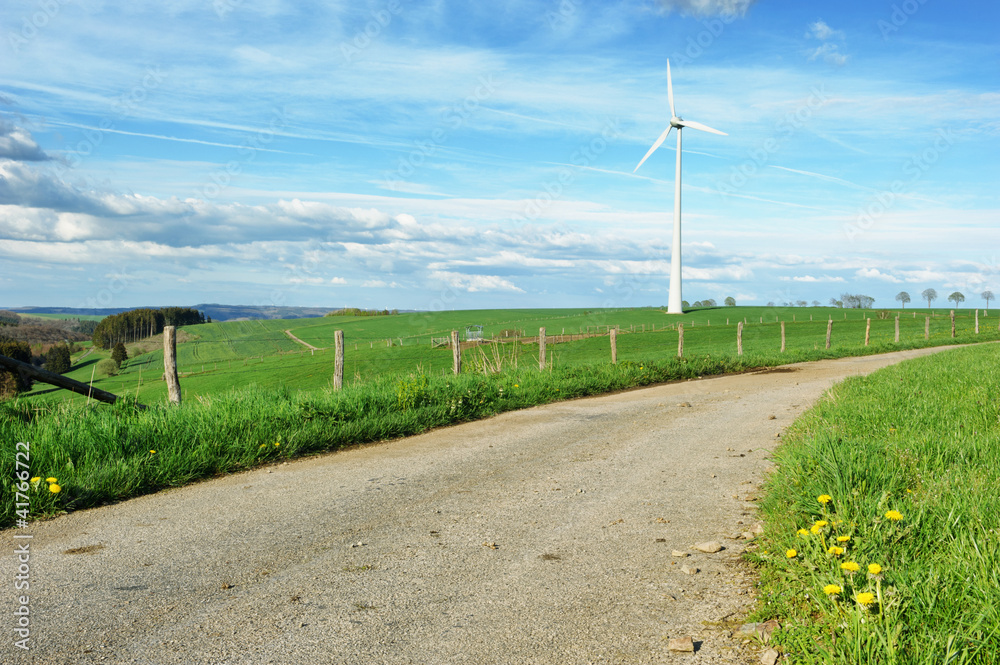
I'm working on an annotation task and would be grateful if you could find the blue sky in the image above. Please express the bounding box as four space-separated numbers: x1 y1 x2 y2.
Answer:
1 0 998 311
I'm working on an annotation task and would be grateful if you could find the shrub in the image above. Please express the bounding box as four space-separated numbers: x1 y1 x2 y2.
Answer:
44 344 72 374
111 342 128 368
96 359 118 377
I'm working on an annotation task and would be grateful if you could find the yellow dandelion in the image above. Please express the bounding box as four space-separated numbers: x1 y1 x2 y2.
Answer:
855 592 876 606
818 494 832 504
836 535 851 543
259 443 267 448
274 442 281 447
823 584 842 596
868 563 882 575
885 510 904 521
30 476 40 483
814 520 828 528
841 561 860 573
797 528 810 537
810 524 822 535
786 549 797 558
49 483 61 494
46 477 57 483
827 546 844 556
149 450 156 454
514 384 519 388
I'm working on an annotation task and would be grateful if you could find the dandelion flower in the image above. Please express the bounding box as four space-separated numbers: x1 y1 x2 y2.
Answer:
836 535 851 543
818 494 832 504
885 510 903 521
868 563 882 575
274 442 281 447
30 476 40 483
827 546 844 556
797 528 810 537
46 477 57 483
841 561 860 573
814 520 828 528
823 584 842 596
855 592 876 607
49 484 61 494
810 524 822 535
786 549 797 558
149 450 156 454
514 384 519 388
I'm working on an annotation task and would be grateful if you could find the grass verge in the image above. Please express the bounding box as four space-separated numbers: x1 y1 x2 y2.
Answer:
749 342 1000 664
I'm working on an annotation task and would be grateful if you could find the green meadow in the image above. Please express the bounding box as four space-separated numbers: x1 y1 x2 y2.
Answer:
23 305 996 405
750 341 1000 664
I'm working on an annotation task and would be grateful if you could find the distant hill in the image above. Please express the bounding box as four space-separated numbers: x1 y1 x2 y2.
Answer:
4 305 338 322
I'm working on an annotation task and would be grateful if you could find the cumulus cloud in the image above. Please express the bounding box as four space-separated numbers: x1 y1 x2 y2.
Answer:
0 120 51 162
429 271 525 293
655 0 756 18
856 268 901 283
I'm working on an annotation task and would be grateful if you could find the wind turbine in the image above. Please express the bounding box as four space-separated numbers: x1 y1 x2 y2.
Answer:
634 60 726 315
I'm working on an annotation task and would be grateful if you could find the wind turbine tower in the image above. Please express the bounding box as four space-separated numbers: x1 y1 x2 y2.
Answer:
634 60 726 314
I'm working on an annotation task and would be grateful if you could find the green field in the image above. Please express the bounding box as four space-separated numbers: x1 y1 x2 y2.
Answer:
24 306 997 406
751 342 1000 663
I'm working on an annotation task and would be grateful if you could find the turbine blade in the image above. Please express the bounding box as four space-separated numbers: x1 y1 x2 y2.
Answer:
667 59 676 118
677 119 727 136
634 126 672 172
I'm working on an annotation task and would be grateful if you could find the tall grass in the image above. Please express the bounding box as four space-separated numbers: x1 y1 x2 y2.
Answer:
751 343 1000 664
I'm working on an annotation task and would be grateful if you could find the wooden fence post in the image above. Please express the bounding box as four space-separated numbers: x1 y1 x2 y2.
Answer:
677 324 684 358
538 327 546 371
451 331 461 375
925 316 930 340
609 328 617 364
894 316 900 343
865 318 871 346
737 321 743 355
975 309 979 334
825 319 832 349
333 330 344 390
950 310 956 338
780 321 786 352
164 325 181 405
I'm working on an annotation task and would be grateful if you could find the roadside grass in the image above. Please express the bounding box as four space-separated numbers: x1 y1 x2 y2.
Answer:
749 342 1000 664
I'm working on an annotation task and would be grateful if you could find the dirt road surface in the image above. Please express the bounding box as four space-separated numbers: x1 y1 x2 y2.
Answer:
2 346 958 664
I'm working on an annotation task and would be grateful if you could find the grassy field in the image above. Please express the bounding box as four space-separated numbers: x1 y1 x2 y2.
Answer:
23 305 997 406
750 342 1000 664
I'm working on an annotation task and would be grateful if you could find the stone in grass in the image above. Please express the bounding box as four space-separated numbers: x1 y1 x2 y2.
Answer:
692 541 723 553
760 648 779 665
680 564 699 575
667 636 695 652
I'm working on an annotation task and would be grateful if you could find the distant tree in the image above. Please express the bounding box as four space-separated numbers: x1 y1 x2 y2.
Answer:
724 297 736 306
922 288 937 308
982 290 994 311
828 297 839 307
0 310 21 327
111 342 128 368
811 300 820 307
895 291 911 308
702 298 717 307
766 301 776 307
796 300 808 307
681 300 690 309
44 344 72 374
948 291 965 307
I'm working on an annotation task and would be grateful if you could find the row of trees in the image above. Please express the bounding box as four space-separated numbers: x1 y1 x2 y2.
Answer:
895 289 994 309
91 307 206 349
0 310 21 327
326 308 400 317
683 297 737 308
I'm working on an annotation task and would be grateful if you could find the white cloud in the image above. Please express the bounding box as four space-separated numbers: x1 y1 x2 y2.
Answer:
655 0 757 18
778 275 846 283
429 271 525 293
856 268 901 283
330 277 347 284
807 20 844 41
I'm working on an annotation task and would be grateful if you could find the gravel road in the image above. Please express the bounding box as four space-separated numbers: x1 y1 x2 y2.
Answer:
2 346 958 665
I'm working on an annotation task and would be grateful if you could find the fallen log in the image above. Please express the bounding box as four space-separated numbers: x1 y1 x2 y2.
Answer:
0 353 145 409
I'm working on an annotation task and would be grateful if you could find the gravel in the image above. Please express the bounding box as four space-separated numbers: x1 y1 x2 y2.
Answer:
1 346 958 664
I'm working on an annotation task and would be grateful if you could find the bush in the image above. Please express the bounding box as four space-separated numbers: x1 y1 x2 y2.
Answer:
96 359 118 377
0 336 32 396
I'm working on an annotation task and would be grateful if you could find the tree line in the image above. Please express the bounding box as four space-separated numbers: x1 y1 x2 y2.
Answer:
325 308 399 317
92 307 206 349
894 289 994 309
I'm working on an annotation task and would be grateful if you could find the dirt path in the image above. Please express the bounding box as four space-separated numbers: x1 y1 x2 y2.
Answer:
283 329 320 351
1 345 960 664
